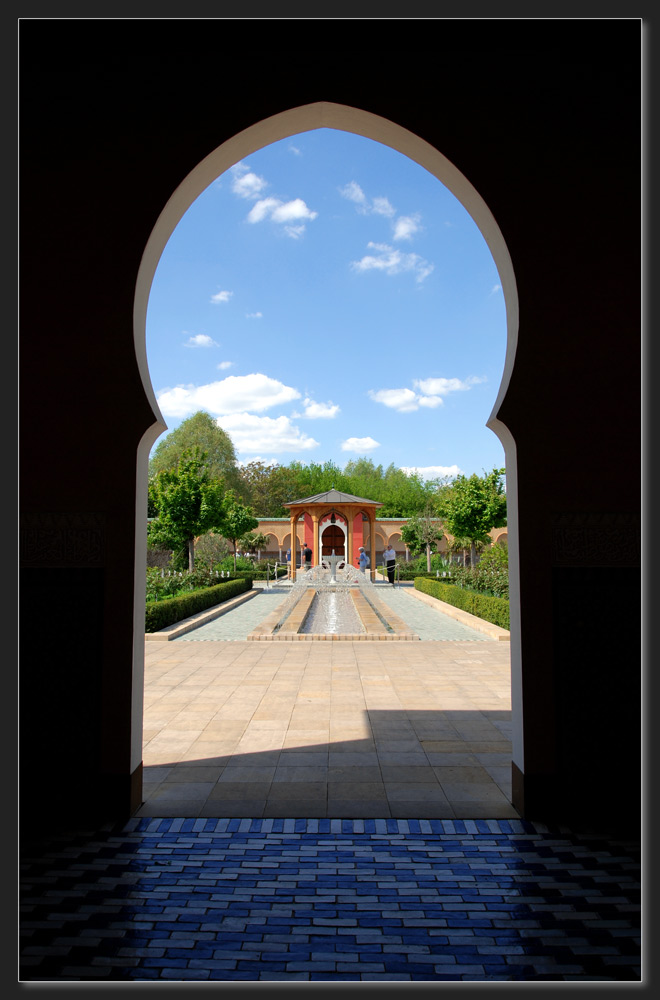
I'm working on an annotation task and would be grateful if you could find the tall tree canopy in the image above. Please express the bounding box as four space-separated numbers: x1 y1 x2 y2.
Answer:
435 468 507 566
149 411 242 495
236 457 444 518
147 447 226 570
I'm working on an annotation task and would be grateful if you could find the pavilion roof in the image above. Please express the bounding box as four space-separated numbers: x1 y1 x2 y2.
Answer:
283 488 383 508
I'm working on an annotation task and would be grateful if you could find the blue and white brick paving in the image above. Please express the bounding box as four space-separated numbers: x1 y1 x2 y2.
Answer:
20 818 640 981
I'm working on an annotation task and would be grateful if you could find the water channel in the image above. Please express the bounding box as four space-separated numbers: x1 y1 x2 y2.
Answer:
299 589 365 635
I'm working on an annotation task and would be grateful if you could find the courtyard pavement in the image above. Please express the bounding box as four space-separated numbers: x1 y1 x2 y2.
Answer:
139 582 514 819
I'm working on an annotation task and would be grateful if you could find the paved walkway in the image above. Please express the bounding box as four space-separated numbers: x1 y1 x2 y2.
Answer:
175 581 492 642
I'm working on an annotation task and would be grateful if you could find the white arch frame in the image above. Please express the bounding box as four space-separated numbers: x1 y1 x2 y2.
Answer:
132 102 522 781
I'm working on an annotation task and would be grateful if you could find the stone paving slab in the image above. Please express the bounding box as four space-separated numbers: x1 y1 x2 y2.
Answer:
140 639 513 818
20 819 641 982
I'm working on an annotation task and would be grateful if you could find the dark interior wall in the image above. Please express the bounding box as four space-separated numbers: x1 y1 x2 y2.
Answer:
19 19 641 835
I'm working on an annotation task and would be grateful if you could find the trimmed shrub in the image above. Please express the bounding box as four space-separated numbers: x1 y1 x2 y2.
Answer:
414 577 510 630
145 577 251 633
375 566 453 582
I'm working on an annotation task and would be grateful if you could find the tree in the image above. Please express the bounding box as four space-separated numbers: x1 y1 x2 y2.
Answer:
147 447 226 570
237 461 309 516
239 530 271 560
218 490 259 572
400 506 445 571
194 532 231 570
436 468 507 567
149 411 242 495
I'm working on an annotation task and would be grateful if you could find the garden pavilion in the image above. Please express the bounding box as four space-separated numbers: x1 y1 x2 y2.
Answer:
283 488 383 582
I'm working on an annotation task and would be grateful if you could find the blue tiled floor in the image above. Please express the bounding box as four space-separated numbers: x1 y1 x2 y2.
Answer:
20 818 641 981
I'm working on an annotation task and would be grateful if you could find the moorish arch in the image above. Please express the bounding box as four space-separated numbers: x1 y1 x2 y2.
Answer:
133 105 521 798
21 24 639 836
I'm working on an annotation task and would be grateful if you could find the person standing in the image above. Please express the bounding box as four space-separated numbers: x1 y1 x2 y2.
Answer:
383 543 397 585
303 541 312 570
286 547 291 579
358 546 369 573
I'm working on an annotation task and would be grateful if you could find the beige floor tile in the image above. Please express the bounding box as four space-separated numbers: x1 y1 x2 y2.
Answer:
219 766 276 783
327 765 382 783
263 801 327 818
383 783 451 803
389 801 455 818
266 782 327 800
326 801 390 818
432 765 497 783
272 766 328 782
328 752 379 766
140 638 514 818
380 765 439 783
200 800 266 818
440 782 511 802
277 751 328 766
206 781 272 800
327 781 388 801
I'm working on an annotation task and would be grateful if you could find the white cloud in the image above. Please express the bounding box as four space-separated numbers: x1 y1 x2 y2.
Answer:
341 436 380 453
368 376 487 413
491 283 502 294
230 162 268 200
246 312 263 319
210 290 233 304
367 388 419 413
246 196 317 236
217 361 233 370
288 144 302 155
217 413 319 454
246 197 280 223
156 373 301 418
400 465 462 479
339 182 396 219
292 397 340 420
184 333 218 348
351 242 434 283
392 214 421 241
372 196 396 218
339 181 367 207
414 375 487 396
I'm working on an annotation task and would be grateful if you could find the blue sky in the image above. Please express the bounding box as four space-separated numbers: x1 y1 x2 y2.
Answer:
146 128 507 481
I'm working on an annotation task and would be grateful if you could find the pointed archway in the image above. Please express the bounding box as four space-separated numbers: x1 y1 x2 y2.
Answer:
134 102 520 815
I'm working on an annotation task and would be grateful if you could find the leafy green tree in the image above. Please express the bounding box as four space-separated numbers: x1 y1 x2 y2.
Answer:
436 468 507 567
218 490 259 572
149 411 242 495
237 461 311 516
147 447 226 570
400 506 445 571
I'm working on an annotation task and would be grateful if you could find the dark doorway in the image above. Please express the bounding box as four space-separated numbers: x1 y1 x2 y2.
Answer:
322 525 345 556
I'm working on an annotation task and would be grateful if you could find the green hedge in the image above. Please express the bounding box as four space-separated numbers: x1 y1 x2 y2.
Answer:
376 567 453 582
414 577 510 630
145 578 252 633
229 567 288 580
